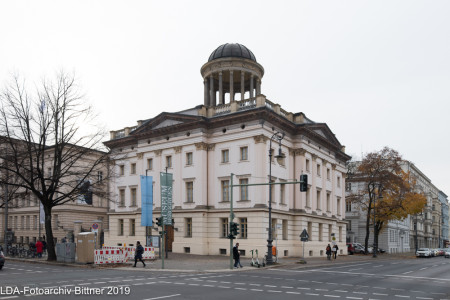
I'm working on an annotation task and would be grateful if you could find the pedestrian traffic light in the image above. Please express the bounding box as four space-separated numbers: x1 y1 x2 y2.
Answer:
156 217 164 227
230 222 239 236
300 174 308 192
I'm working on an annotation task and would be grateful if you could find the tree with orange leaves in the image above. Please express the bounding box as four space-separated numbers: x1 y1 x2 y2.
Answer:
347 147 426 254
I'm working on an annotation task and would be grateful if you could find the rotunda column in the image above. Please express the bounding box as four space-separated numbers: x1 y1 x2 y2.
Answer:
250 74 254 98
256 78 261 95
229 71 234 102
240 71 245 100
204 78 209 106
210 74 215 106
219 72 223 105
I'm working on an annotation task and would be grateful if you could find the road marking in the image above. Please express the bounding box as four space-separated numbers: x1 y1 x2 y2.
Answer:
324 296 341 298
297 287 311 290
394 295 410 298
286 292 300 295
143 294 181 300
346 297 363 300
235 288 247 291
281 286 293 289
250 289 263 292
0 297 19 300
202 285 215 287
353 292 367 295
419 267 428 270
372 293 388 296
268 290 282 293
391 288 405 291
431 292 446 295
402 271 413 274
334 290 348 293
316 289 329 291
94 282 106 284
348 268 362 271
415 298 433 300
265 285 277 288
217 286 230 289
305 293 320 296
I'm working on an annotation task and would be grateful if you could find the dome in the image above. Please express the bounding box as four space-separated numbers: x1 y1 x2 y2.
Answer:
208 43 257 62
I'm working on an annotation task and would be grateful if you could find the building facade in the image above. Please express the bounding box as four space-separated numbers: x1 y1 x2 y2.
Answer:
438 191 449 247
104 43 351 258
345 160 444 253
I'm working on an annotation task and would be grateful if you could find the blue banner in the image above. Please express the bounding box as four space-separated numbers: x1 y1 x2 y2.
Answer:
140 175 153 226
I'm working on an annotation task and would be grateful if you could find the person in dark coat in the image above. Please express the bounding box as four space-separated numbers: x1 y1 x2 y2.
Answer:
36 239 43 258
326 244 332 260
233 243 242 268
133 241 146 267
333 244 339 259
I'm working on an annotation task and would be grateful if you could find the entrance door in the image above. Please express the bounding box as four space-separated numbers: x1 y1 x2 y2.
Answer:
166 226 174 252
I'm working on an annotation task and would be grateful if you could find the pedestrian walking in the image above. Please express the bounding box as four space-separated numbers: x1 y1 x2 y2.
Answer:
42 237 47 256
36 239 43 258
133 241 146 267
326 244 332 260
333 244 339 259
233 243 243 268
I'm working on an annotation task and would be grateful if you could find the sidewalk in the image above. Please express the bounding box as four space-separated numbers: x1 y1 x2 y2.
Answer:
7 252 416 272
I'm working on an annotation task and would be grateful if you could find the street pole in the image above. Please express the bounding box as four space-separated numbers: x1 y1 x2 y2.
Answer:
373 189 381 258
230 173 234 270
415 213 418 253
267 131 284 265
165 167 168 259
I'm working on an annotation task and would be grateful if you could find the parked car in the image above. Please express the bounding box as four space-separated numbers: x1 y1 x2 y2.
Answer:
347 243 355 254
0 246 5 270
445 249 450 258
416 248 432 258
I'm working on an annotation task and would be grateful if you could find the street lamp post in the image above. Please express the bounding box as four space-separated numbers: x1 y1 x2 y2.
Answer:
267 131 285 265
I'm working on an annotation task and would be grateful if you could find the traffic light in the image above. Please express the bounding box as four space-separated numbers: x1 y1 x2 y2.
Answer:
230 222 239 236
156 217 164 227
300 174 308 192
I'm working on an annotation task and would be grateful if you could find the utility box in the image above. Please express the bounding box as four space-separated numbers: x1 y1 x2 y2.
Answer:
76 232 95 263
56 243 76 263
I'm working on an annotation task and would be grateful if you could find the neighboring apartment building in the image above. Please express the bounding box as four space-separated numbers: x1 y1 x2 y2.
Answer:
438 191 449 247
345 160 444 252
0 142 109 246
103 43 351 258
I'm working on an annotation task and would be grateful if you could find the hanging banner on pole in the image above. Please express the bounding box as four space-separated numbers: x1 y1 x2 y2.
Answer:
39 202 45 224
160 172 173 226
140 175 153 226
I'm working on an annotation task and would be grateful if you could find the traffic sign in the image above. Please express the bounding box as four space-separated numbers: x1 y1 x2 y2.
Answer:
300 229 309 242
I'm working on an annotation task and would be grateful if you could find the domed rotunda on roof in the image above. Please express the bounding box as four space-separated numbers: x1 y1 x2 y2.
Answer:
201 43 264 107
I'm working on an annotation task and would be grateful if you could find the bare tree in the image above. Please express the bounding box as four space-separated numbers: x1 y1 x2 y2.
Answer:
0 72 109 261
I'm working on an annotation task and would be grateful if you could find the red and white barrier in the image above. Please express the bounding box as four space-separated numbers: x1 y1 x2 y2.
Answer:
94 246 155 264
94 249 124 264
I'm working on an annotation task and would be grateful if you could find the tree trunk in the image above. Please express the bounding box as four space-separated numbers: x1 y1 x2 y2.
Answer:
364 206 372 254
43 205 56 261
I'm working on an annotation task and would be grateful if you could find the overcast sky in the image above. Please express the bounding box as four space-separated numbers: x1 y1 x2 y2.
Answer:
1 1 449 196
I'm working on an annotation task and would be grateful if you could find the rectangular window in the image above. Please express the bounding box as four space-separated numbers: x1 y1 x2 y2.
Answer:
339 226 342 242
337 197 341 215
327 193 331 212
306 189 311 207
280 181 286 204
240 147 248 161
327 168 330 180
34 216 37 230
130 163 136 174
282 219 288 240
186 182 194 202
348 220 352 231
147 158 153 170
14 216 18 229
119 189 125 207
240 218 248 239
21 216 25 230
130 188 137 206
221 180 230 202
308 222 312 241
185 218 192 237
319 223 323 241
337 176 341 188
346 200 352 212
221 218 229 238
186 152 193 165
221 149 229 163
48 168 52 176
317 164 321 177
316 190 321 210
53 214 59 230
26 216 30 230
345 182 351 192
306 159 310 172
119 165 125 176
329 224 332 241
166 156 172 168
97 171 103 182
130 219 135 236
239 178 248 201
118 219 124 236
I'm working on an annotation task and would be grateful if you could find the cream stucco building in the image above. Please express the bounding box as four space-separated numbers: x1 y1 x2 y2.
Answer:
104 44 351 258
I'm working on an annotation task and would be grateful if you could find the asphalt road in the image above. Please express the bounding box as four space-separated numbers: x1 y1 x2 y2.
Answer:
0 257 449 300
